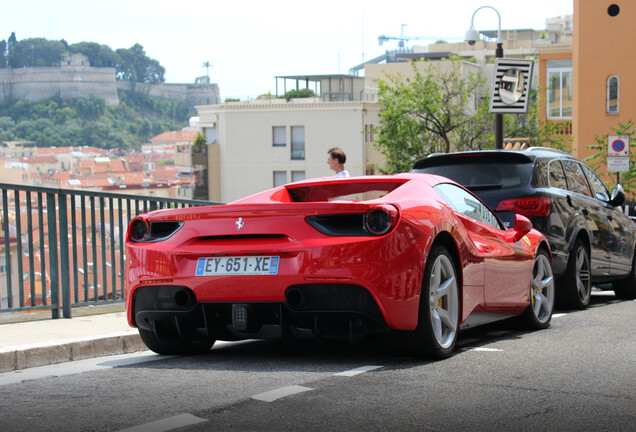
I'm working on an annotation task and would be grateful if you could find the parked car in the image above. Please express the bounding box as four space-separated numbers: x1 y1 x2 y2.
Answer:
412 147 636 309
125 173 554 359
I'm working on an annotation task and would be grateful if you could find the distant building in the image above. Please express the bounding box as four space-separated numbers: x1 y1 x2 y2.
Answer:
197 76 382 202
0 141 37 157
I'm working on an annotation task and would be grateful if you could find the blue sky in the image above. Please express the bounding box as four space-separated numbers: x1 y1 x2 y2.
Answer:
2 0 573 100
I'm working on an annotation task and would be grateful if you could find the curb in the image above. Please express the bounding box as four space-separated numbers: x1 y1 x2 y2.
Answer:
0 332 146 373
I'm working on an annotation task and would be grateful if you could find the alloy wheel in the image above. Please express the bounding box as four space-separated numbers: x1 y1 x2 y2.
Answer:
428 254 459 349
531 252 555 323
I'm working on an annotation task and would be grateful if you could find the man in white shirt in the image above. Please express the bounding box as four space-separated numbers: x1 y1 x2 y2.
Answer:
327 147 349 177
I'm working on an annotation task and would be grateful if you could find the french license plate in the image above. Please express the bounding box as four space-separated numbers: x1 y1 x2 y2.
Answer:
195 256 280 276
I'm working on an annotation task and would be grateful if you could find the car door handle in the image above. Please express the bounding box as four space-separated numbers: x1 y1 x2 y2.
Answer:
582 208 589 216
567 195 574 207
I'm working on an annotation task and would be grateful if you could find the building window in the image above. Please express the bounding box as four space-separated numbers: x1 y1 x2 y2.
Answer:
273 126 286 146
364 124 375 143
204 127 217 144
546 60 573 119
291 171 305 182
273 171 287 187
607 75 619 114
291 126 305 160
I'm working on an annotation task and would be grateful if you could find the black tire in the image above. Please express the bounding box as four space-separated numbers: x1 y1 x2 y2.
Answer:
613 255 636 300
520 249 555 329
407 245 460 359
138 328 215 355
558 239 591 310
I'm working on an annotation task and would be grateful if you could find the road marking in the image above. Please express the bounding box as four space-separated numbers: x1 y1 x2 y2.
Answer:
118 414 207 432
552 313 567 318
464 347 502 352
252 385 313 402
334 365 383 377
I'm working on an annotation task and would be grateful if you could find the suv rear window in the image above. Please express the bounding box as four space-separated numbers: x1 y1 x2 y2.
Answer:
412 155 533 190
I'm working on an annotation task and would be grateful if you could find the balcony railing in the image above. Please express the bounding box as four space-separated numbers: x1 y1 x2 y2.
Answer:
0 182 217 319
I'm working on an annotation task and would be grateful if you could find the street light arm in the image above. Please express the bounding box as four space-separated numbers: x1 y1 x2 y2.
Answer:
469 5 502 43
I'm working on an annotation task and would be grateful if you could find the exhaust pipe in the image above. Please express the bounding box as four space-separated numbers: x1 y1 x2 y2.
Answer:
174 289 195 308
285 287 306 308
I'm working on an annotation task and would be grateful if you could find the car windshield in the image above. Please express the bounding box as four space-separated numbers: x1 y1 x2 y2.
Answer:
413 157 533 190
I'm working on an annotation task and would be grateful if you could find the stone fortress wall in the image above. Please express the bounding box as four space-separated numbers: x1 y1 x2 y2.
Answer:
0 54 219 106
116 81 220 107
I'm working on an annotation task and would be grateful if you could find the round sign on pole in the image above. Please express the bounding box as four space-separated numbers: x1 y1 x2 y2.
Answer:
612 139 625 153
608 135 630 173
608 135 630 156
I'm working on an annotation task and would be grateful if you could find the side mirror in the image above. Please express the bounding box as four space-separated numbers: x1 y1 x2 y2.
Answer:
507 214 533 243
609 184 626 207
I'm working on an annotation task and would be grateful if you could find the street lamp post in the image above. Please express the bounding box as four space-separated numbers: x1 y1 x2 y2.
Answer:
465 6 504 150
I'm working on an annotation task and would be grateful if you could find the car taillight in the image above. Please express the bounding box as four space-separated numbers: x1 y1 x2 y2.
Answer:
128 218 183 243
129 218 150 242
495 196 551 217
365 204 399 235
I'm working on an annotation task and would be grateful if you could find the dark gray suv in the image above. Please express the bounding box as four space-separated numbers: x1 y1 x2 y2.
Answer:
412 147 636 309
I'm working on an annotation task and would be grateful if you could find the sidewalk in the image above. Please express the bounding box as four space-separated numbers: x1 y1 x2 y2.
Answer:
0 307 146 372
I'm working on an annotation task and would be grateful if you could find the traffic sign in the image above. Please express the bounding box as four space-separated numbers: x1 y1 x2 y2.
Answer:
608 135 629 156
607 135 630 172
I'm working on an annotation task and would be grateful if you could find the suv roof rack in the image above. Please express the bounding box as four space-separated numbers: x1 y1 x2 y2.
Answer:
524 146 570 155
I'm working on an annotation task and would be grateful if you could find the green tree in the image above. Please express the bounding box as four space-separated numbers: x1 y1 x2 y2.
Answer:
7 38 67 67
373 58 489 173
281 88 316 101
0 40 6 68
116 43 165 83
533 119 573 151
193 132 207 150
7 32 16 56
585 120 636 197
69 42 121 67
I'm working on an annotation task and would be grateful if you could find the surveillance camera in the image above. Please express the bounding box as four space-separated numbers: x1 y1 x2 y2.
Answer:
464 27 480 47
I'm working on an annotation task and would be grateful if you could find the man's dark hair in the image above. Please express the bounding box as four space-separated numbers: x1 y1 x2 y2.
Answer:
328 147 346 164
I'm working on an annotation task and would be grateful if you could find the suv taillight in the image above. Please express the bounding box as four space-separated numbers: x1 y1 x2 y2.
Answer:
495 196 551 217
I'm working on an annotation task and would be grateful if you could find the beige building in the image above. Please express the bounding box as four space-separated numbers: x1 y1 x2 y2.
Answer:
0 141 36 157
197 82 383 203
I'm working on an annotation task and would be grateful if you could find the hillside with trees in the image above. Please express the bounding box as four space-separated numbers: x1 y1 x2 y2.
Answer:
0 33 194 149
0 92 194 150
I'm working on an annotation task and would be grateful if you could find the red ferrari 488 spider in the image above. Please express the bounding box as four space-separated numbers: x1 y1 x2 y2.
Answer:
125 173 554 359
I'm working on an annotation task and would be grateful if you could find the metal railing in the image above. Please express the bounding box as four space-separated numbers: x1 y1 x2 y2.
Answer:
0 182 216 319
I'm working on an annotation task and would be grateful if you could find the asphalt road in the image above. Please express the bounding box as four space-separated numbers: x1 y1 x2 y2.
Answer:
0 292 634 432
